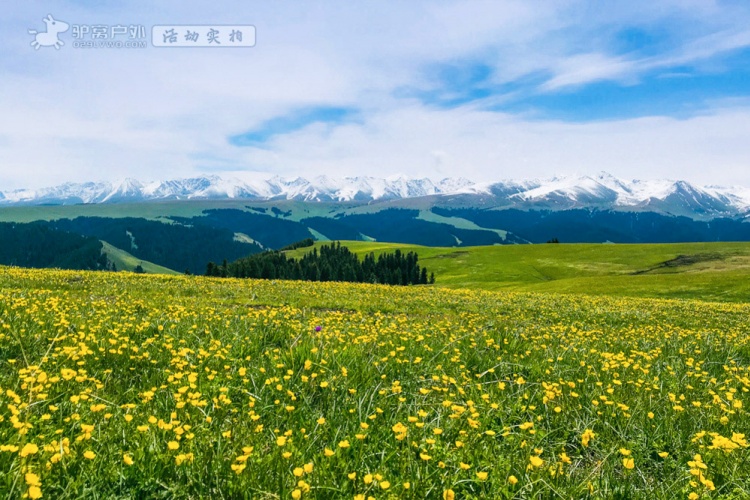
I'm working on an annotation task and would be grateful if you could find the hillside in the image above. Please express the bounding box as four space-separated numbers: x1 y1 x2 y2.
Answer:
3 196 750 295
0 222 109 271
3 202 749 302
42 217 261 275
285 241 750 302
4 201 750 255
100 241 180 275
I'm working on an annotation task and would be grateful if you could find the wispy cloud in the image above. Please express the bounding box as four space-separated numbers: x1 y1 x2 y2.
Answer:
540 53 637 91
541 28 750 91
228 107 359 147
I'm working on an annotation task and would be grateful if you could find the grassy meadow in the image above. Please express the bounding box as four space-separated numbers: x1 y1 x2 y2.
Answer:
100 242 180 276
286 241 750 303
1 266 749 499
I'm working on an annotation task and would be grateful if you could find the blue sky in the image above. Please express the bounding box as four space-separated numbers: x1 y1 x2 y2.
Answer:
2 0 750 189
228 107 360 147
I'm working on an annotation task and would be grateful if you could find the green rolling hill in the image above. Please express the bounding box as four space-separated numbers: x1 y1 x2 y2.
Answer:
3 200 750 301
284 241 750 302
100 241 179 275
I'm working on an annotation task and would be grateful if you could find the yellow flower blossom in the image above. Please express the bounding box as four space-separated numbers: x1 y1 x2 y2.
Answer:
581 429 595 447
20 443 39 457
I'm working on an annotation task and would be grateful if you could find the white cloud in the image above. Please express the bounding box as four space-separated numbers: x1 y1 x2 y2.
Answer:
540 53 637 91
220 101 750 186
1 0 749 190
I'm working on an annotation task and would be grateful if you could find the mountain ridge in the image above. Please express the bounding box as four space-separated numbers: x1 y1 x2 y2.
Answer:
3 172 750 219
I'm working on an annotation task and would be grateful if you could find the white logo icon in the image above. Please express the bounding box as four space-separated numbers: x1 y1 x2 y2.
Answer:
28 14 69 50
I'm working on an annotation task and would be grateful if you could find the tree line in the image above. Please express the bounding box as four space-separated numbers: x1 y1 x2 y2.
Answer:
206 241 435 285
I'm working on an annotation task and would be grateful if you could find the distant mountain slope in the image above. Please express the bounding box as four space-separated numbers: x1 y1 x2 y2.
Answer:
47 217 262 274
431 208 750 243
3 172 750 219
304 209 513 246
100 241 179 275
0 222 109 270
5 203 750 276
171 209 315 250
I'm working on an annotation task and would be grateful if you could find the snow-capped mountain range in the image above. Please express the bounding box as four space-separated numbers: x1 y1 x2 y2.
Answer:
2 172 750 219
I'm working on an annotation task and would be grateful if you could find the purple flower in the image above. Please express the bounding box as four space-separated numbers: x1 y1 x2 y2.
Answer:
315 325 322 332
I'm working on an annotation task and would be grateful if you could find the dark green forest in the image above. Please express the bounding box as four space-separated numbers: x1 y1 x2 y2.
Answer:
0 222 109 270
431 208 750 243
206 241 434 285
279 238 315 251
172 210 313 250
48 217 261 274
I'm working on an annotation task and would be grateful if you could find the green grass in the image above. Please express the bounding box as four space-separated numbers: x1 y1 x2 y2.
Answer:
0 200 363 223
306 228 331 241
101 241 180 275
0 267 748 499
286 241 750 302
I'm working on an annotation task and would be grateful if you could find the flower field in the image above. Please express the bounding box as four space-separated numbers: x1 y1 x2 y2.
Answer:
1 267 749 499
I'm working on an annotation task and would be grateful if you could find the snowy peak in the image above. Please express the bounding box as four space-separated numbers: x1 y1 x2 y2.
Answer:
1 173 749 218
101 178 144 203
494 173 750 217
509 174 619 206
